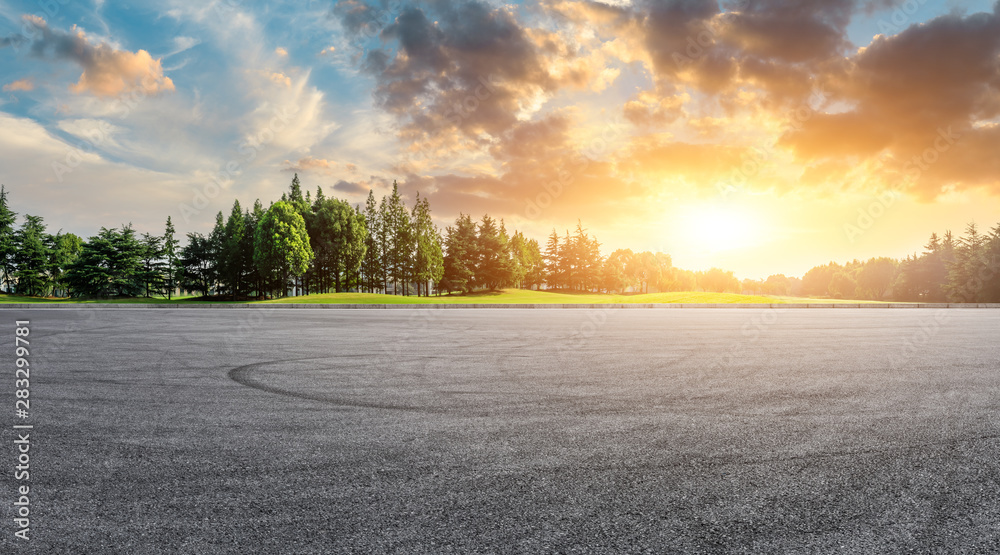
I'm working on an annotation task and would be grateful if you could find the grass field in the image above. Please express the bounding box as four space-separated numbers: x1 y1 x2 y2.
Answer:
0 293 200 304
258 289 787 304
0 289 895 305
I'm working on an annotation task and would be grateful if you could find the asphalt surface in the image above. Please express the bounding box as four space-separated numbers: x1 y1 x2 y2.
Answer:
2 307 1000 553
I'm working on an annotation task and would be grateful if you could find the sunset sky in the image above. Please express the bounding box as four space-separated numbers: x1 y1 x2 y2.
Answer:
2 0 999 279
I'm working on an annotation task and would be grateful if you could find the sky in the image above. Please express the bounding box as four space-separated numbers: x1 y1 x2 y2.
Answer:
1 0 999 279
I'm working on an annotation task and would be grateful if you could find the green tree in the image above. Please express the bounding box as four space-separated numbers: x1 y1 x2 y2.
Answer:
310 197 368 293
180 232 216 297
543 230 562 289
13 215 50 296
893 255 921 301
601 248 633 293
651 253 675 292
633 251 660 294
856 257 896 300
508 230 530 289
696 267 740 293
254 201 314 298
945 222 990 302
209 211 226 293
220 200 248 297
162 216 181 300
47 232 83 297
381 181 413 295
362 189 384 294
411 193 443 296
66 226 144 297
441 214 477 294
572 222 602 291
763 274 791 296
523 237 544 290
984 223 1000 302
475 215 506 290
915 233 949 301
138 232 166 298
344 205 369 292
244 201 265 297
802 262 842 297
288 173 304 205
828 271 857 299
0 186 18 292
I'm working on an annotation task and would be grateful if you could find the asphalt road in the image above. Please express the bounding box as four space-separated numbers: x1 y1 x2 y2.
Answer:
2 308 1000 553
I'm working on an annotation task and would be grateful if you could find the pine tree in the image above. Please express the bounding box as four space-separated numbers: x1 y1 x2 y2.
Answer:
946 222 990 302
474 215 505 290
344 205 369 292
362 190 383 294
244 201 266 297
411 194 444 296
0 186 18 292
13 215 50 296
208 211 226 295
985 224 1000 301
496 220 514 288
544 230 561 289
180 232 215 297
524 238 544 290
47 232 82 297
508 231 529 289
378 193 393 293
138 232 165 298
441 214 477 294
384 182 412 295
560 229 575 290
222 200 247 297
163 216 180 300
289 173 304 204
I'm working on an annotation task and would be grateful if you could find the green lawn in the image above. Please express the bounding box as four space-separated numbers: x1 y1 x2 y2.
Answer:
0 289 899 305
259 289 786 304
0 293 201 304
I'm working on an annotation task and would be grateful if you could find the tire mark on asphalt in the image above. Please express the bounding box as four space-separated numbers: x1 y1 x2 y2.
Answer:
227 357 442 413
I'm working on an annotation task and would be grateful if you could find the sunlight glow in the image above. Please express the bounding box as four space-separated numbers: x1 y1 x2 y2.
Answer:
677 204 762 254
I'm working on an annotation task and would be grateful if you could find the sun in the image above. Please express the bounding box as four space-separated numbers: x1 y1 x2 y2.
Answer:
677 204 762 253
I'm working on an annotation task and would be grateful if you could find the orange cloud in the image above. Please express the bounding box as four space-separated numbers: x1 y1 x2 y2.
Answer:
781 6 1000 196
284 156 337 174
263 71 292 87
2 78 34 92
14 16 174 98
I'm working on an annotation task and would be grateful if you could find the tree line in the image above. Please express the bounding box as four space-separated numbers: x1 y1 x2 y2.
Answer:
1 178 997 302
799 223 1000 302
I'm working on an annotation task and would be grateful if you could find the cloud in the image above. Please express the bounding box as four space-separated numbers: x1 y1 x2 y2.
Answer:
335 0 596 156
0 112 194 237
1 15 175 99
717 0 855 63
781 6 1000 196
283 156 337 173
261 71 292 87
319 46 336 55
275 46 288 57
3 78 34 92
332 179 369 195
623 88 688 127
